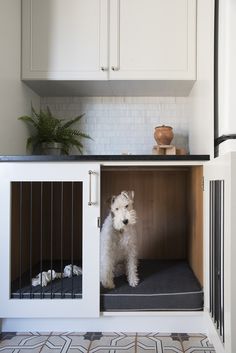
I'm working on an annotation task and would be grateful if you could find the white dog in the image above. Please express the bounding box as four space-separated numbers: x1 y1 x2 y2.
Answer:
100 190 139 289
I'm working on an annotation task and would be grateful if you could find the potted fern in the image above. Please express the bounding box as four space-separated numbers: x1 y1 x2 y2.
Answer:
19 106 91 155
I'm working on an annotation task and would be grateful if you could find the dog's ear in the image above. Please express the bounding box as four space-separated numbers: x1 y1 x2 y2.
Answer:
121 190 135 201
129 190 135 200
111 195 116 204
106 195 116 206
121 191 129 200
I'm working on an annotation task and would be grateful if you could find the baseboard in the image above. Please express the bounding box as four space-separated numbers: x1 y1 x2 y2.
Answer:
2 312 206 333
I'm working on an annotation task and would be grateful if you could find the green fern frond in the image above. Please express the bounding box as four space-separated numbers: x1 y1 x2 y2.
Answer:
18 115 39 129
18 106 91 154
26 136 33 150
62 113 85 129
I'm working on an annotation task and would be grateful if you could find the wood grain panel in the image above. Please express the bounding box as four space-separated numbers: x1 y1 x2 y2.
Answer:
11 182 82 282
11 183 22 282
187 166 203 285
101 167 189 260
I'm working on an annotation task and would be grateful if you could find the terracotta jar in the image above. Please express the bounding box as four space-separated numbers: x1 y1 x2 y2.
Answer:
154 125 174 145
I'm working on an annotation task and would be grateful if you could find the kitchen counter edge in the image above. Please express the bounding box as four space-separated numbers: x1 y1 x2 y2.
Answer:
0 155 210 162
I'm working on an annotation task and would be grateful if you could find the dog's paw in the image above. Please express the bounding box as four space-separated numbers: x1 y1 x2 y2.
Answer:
128 276 139 287
101 280 115 289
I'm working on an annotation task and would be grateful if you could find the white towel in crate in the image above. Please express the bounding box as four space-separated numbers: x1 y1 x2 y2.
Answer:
31 265 82 287
31 270 62 287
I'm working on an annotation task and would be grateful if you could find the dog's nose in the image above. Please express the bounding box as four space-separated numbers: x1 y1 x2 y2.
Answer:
123 219 129 225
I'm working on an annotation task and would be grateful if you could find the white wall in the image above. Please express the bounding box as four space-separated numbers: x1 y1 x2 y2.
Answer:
0 0 39 155
41 96 189 155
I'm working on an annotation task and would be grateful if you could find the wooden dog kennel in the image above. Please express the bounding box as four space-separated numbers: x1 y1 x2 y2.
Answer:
100 166 203 311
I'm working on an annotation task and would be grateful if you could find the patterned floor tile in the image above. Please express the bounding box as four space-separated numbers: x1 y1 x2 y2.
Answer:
135 333 155 337
0 332 216 353
0 334 48 352
42 334 91 353
0 333 35 342
66 333 93 352
137 335 183 353
40 347 62 353
0 333 17 342
181 335 215 352
180 333 207 338
137 336 162 352
162 338 183 352
51 332 87 336
68 351 89 353
15 349 43 353
89 332 136 353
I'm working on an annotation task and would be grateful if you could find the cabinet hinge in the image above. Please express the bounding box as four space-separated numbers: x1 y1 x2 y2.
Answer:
201 176 205 191
97 217 101 229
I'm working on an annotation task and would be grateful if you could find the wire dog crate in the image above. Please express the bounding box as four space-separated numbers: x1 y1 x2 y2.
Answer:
11 181 83 299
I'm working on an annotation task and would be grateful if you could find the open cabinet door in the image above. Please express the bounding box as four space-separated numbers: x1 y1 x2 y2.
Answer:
204 152 236 353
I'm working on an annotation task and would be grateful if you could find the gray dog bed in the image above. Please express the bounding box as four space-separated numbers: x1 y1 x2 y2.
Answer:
100 259 203 311
12 259 203 312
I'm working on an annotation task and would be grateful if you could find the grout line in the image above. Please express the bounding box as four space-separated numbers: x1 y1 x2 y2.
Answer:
178 333 185 353
87 338 93 353
134 332 137 353
39 332 53 353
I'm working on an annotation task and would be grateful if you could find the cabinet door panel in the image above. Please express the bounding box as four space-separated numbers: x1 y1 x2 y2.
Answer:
204 153 236 353
110 0 196 80
22 0 108 79
0 163 100 318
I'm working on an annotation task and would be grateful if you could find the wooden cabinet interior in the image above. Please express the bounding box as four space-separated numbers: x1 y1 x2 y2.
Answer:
101 166 203 286
10 182 83 282
187 167 203 285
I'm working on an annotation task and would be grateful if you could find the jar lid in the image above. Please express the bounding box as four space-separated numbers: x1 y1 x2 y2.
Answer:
155 125 173 129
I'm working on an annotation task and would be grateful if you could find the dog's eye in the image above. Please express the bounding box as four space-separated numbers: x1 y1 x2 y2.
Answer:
116 207 119 211
125 205 129 208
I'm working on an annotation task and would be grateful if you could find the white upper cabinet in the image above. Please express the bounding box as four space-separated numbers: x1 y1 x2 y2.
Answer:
22 0 196 81
22 0 109 80
109 0 196 80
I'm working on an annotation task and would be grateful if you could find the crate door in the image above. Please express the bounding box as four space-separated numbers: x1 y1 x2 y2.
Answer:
204 154 232 350
0 163 100 318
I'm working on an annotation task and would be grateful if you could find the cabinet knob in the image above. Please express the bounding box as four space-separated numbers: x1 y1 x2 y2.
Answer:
111 66 119 71
101 66 108 71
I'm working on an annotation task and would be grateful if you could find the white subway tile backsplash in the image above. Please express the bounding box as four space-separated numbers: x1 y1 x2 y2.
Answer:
41 96 189 155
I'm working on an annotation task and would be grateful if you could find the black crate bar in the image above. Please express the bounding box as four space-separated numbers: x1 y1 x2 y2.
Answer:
71 182 74 299
19 182 23 299
209 181 212 314
60 182 64 297
220 181 225 341
209 180 225 342
29 182 33 299
50 182 53 299
11 181 82 300
40 182 43 299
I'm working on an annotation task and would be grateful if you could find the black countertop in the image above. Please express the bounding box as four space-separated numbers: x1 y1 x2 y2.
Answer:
0 155 210 162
